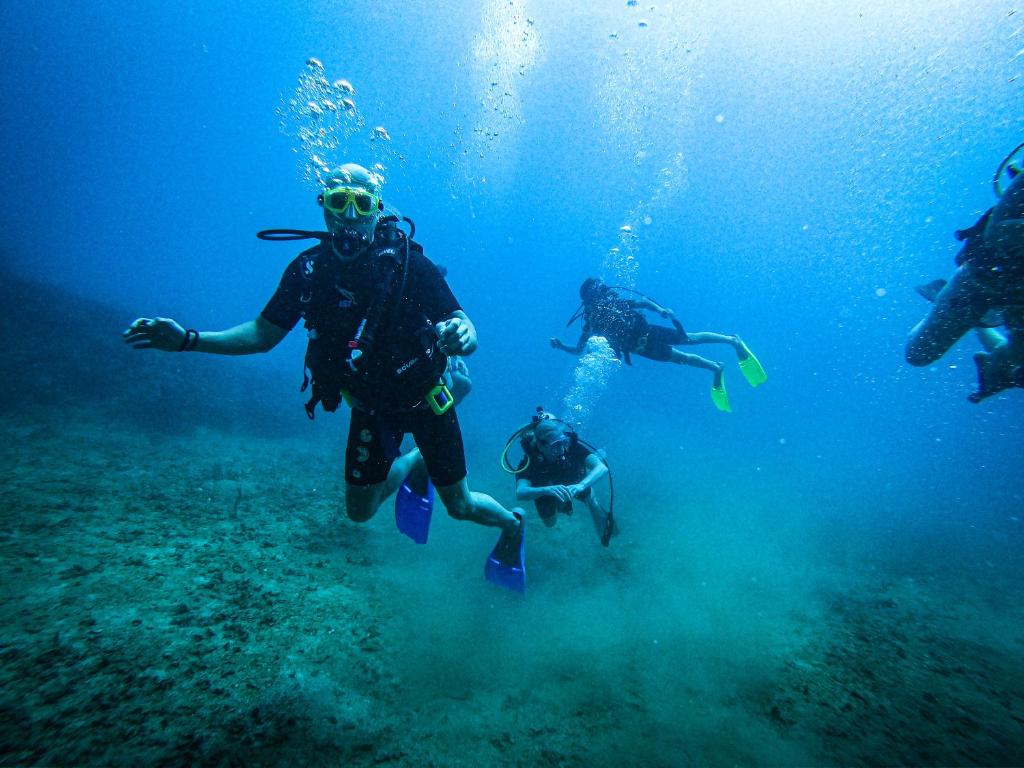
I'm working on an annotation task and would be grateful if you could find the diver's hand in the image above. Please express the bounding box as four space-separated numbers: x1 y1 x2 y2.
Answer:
550 337 564 350
567 483 587 499
660 307 674 318
123 317 186 351
436 316 477 355
546 485 575 504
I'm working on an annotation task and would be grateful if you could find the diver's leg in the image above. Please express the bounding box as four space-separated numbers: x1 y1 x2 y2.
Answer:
681 331 740 347
344 482 388 523
435 479 521 534
536 498 558 528
413 408 521 535
976 327 1007 353
977 311 1024 382
345 450 416 521
668 348 729 408
669 348 723 378
906 266 986 366
584 493 606 539
343 410 406 522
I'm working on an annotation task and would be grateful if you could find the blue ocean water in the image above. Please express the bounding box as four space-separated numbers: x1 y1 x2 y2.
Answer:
2 1 1023 765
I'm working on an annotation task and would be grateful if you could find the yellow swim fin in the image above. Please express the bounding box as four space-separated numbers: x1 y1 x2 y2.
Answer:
737 340 767 387
711 371 732 412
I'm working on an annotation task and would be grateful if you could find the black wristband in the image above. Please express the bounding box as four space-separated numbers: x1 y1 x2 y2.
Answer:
178 329 199 352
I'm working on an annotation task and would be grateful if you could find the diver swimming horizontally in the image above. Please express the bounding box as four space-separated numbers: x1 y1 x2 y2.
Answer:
551 278 767 412
123 163 527 592
906 144 1024 403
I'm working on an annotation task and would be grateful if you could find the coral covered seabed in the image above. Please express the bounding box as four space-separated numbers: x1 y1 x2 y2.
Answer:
2 271 1022 766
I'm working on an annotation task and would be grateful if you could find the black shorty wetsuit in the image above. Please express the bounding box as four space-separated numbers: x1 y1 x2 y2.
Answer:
584 294 685 363
633 323 687 362
517 442 595 519
261 244 468 487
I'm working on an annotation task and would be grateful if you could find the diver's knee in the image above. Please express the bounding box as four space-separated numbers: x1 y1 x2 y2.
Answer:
446 501 472 521
437 480 477 521
443 490 473 520
346 505 375 523
344 488 379 523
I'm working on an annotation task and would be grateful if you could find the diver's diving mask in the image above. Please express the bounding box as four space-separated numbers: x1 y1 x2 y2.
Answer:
538 433 569 458
321 185 382 218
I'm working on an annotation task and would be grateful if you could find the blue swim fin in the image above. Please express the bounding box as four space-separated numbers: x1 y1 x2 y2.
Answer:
395 467 433 545
484 512 526 594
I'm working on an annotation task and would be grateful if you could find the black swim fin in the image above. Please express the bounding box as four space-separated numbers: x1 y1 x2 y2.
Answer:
915 279 947 303
967 352 1022 403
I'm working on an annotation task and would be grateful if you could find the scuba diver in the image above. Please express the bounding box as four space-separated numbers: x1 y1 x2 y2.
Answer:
906 143 1024 403
123 163 526 592
915 280 1024 403
501 408 616 547
550 278 767 412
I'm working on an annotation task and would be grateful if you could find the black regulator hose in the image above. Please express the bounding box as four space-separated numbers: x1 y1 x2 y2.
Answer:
256 229 331 241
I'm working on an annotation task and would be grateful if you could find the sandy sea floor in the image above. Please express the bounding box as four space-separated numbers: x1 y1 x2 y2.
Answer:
2 403 1023 767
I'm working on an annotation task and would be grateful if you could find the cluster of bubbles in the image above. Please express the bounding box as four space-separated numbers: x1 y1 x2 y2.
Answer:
451 0 540 199
565 151 687 426
277 58 396 190
625 152 688 231
562 336 622 427
602 153 688 296
625 0 655 30
564 5 695 427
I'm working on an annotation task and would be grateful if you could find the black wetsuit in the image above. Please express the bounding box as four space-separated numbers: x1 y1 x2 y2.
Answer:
907 171 1024 367
261 240 467 486
584 292 685 363
517 441 596 520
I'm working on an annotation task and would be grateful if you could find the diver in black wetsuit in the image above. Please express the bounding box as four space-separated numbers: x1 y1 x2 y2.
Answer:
500 409 616 547
550 278 767 412
123 163 525 584
906 146 1024 403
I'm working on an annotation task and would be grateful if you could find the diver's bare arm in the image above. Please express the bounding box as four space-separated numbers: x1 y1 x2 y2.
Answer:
123 315 288 355
636 297 671 316
551 331 588 355
577 453 609 491
516 478 569 502
195 317 289 354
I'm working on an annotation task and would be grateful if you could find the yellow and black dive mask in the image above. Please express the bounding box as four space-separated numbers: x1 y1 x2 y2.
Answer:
320 185 383 217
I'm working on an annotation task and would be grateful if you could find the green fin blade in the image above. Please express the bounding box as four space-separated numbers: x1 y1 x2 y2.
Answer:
737 341 768 387
711 376 732 413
